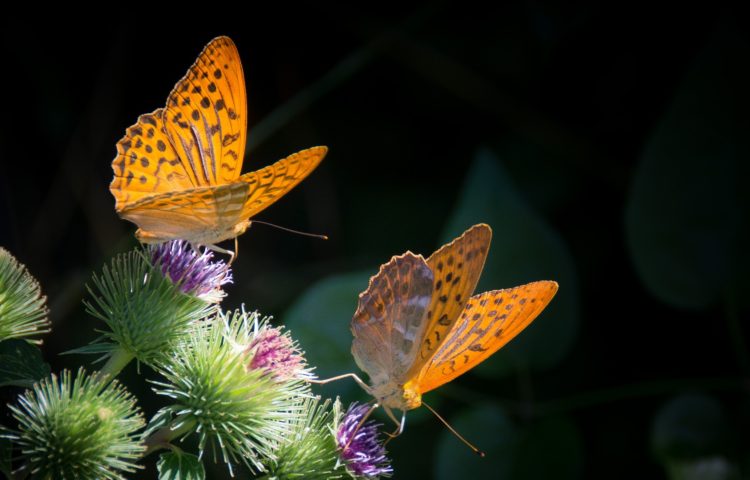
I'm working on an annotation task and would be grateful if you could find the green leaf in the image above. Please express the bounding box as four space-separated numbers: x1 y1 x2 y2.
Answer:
664 458 739 480
441 148 579 375
625 23 750 309
652 393 729 462
157 451 205 480
435 405 582 480
284 271 373 399
435 405 516 480
0 339 50 388
512 415 583 480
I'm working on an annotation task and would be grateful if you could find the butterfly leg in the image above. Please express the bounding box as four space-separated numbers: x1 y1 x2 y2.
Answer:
382 407 406 445
203 242 236 265
308 373 372 394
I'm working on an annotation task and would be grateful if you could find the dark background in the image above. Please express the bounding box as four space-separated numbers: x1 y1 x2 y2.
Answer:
1 3 749 479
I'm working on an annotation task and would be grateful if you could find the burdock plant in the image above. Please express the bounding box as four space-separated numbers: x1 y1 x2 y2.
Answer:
146 308 313 475
5 369 144 479
80 242 227 374
0 248 50 343
1 243 393 478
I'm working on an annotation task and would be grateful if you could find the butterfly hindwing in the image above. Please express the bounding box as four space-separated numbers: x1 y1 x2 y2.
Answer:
411 224 492 370
163 36 247 186
417 281 558 394
240 146 328 219
119 182 250 240
351 252 434 387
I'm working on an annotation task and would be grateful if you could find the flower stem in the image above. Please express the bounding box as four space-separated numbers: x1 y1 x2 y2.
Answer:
143 420 196 457
99 347 135 379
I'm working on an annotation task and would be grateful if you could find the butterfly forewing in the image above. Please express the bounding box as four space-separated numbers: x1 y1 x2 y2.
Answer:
411 224 492 371
351 253 434 387
240 146 327 219
111 108 196 211
417 281 558 393
163 36 247 186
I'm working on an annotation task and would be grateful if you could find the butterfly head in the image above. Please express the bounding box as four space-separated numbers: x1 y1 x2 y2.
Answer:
402 380 422 410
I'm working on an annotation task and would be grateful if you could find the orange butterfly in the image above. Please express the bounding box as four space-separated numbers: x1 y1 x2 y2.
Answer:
315 224 557 446
110 36 326 258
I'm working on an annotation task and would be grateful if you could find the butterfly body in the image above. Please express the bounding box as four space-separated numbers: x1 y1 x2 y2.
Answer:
110 37 326 251
350 224 558 420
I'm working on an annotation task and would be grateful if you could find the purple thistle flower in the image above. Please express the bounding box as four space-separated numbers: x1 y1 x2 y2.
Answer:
245 325 307 381
337 403 393 478
150 241 232 303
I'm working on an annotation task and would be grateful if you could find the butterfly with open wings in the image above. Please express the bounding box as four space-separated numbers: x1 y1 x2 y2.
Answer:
315 224 558 447
110 36 326 259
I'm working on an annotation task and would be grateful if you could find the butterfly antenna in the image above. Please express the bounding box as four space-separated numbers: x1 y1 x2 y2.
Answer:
250 220 328 240
423 401 485 457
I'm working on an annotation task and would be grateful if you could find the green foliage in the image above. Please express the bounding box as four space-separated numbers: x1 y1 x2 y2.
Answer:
84 249 216 366
441 148 579 376
652 393 729 461
626 24 750 310
0 247 50 343
6 369 144 480
435 404 582 480
158 451 206 480
0 339 50 388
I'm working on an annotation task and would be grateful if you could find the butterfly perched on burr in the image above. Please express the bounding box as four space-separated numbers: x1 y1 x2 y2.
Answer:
110 36 326 258
318 224 558 443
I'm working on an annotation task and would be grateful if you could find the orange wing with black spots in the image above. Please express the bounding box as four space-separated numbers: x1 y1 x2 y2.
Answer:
163 36 246 186
239 146 327 219
110 108 196 211
409 224 492 371
109 36 325 248
417 281 558 393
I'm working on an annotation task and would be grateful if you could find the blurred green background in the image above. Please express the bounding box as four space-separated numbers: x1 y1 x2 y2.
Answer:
1 3 749 479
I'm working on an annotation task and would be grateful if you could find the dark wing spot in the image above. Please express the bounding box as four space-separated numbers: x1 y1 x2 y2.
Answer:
140 157 149 167
222 133 240 147
192 86 202 94
531 298 537 303
458 262 463 269
446 272 453 282
453 275 461 285
214 68 222 79
439 295 448 303
494 328 504 338
141 115 156 126
455 294 462 302
436 280 443 290
126 171 134 185
207 82 216 93
228 108 238 120
494 298 503 305
437 261 444 271
135 138 143 148
520 298 527 305
121 140 132 152
488 310 497 317
191 110 200 121
505 304 513 311
472 313 481 321
215 99 225 111
147 128 154 138
157 140 166 152
479 299 487 306
447 255 454 266
438 314 450 326
200 97 211 109
468 344 488 352
139 175 147 184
